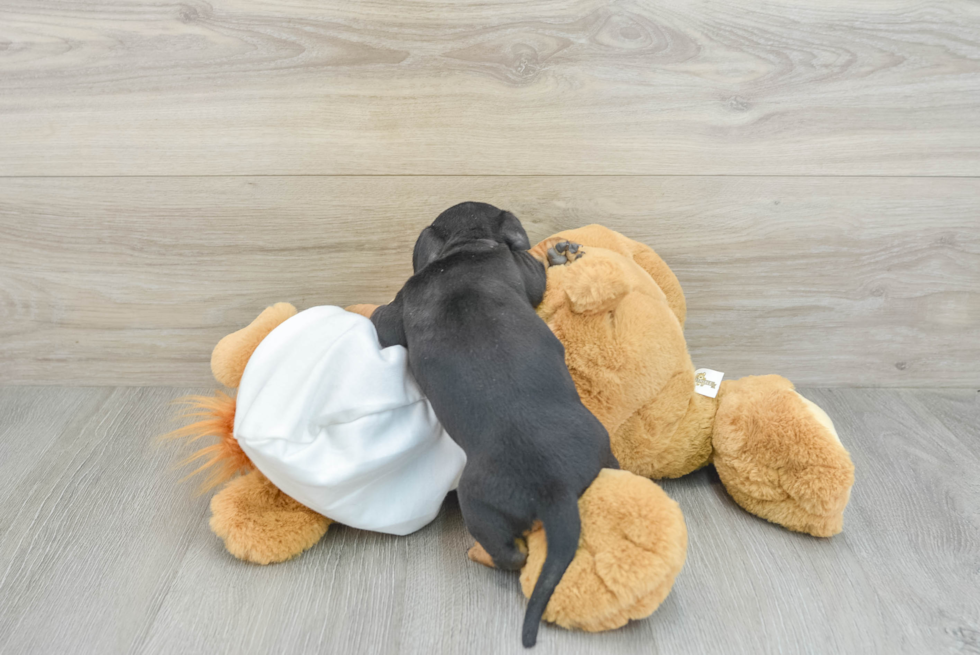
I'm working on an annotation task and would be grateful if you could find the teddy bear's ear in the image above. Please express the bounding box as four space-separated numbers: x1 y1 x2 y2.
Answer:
561 255 632 315
212 302 297 388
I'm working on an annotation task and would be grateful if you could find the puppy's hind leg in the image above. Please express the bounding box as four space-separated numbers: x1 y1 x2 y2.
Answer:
468 519 528 571
459 494 528 571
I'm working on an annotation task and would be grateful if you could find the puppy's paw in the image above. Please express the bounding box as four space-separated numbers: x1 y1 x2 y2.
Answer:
468 542 496 568
547 240 586 266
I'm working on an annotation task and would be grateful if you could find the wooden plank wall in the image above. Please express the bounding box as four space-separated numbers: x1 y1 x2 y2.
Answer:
1 0 978 386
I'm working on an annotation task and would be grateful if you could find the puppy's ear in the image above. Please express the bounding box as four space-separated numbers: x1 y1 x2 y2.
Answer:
497 211 531 251
412 226 445 272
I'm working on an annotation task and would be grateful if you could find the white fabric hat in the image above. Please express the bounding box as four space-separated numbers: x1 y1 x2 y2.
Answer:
234 305 466 535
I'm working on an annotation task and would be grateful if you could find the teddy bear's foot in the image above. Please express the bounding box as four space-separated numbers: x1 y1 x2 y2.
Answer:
211 302 297 388
712 375 855 537
209 469 332 564
519 469 687 633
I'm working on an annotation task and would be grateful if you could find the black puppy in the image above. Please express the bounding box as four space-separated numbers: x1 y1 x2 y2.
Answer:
370 202 618 647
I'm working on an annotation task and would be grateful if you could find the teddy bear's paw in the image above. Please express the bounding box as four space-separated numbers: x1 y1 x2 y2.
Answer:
547 240 586 266
713 376 855 537
209 470 332 564
520 469 687 633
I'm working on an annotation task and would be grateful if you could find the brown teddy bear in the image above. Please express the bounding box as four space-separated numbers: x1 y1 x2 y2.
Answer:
527 226 855 539
167 225 853 635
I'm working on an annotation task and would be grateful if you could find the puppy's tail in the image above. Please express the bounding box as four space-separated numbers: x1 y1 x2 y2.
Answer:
522 496 581 648
159 391 254 492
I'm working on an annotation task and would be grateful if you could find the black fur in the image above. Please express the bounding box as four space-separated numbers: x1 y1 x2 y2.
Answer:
371 202 618 647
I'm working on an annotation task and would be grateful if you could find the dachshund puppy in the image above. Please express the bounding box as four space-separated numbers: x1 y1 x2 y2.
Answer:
370 202 618 647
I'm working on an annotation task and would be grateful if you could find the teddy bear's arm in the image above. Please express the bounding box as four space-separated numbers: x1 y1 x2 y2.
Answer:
370 294 408 348
536 226 687 327
630 247 687 327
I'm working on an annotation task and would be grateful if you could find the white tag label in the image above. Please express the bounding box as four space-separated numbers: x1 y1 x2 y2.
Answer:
694 368 724 398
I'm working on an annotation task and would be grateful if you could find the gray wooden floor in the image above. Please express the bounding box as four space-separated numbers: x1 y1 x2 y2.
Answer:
0 387 977 654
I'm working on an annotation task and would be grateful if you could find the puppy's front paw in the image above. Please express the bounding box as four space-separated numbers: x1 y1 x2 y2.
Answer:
547 240 586 266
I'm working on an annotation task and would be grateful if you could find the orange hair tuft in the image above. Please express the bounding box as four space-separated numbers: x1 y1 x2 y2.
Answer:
160 391 253 493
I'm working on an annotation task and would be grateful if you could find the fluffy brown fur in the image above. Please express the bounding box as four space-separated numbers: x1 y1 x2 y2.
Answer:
518 469 687 632
209 469 332 565
713 375 854 537
533 233 714 480
529 225 854 537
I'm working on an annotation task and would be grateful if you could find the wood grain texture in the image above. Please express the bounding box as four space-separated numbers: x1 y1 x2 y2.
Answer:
1 176 977 386
1 0 979 176
0 387 110 513
0 387 208 654
0 387 977 654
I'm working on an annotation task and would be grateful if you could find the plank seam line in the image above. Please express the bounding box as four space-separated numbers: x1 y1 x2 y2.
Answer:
0 174 979 180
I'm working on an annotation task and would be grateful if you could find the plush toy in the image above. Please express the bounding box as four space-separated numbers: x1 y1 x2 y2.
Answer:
526 226 855 539
170 300 687 635
167 225 853 636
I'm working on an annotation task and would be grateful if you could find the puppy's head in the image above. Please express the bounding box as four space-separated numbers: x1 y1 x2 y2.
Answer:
413 202 530 272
